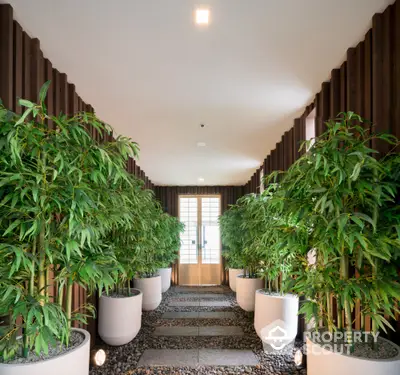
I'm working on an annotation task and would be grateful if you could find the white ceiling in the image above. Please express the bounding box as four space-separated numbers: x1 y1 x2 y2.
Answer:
3 0 394 185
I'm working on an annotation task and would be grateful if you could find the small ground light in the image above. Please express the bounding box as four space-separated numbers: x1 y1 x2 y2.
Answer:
294 349 304 367
91 348 106 367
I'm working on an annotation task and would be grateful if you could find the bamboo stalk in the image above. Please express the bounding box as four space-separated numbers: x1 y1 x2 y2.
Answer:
66 278 73 330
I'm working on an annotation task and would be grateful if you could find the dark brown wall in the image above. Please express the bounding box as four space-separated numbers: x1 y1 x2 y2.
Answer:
154 186 244 284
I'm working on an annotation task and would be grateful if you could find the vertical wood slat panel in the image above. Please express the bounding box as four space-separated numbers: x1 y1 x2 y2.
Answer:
330 69 341 119
22 31 31 101
0 4 13 109
340 62 347 112
13 21 23 114
347 47 358 112
30 38 44 102
44 59 54 128
293 118 302 161
394 2 400 140
53 69 61 118
372 9 392 154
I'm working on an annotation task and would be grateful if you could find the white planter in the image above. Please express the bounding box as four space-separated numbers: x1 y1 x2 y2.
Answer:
98 289 142 346
306 336 400 375
254 289 299 343
0 328 90 375
236 275 264 312
134 275 162 311
228 269 244 292
158 268 172 293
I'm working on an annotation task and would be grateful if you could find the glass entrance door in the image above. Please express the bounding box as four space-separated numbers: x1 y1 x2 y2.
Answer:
179 196 221 285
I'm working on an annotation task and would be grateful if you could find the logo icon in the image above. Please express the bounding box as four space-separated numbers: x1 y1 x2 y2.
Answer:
260 319 294 354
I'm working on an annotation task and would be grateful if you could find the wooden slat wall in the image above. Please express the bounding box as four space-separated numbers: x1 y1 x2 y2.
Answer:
242 2 400 343
154 186 244 285
0 4 155 346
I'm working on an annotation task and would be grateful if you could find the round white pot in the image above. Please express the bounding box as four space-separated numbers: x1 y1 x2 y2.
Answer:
306 336 400 375
228 269 244 292
236 275 264 312
0 328 90 375
134 275 162 311
254 289 299 342
98 289 142 346
158 268 172 293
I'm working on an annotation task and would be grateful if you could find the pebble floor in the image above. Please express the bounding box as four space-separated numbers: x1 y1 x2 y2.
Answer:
90 286 307 375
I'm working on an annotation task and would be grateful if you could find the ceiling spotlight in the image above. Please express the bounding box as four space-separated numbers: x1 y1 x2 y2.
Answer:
91 348 106 367
197 142 206 147
198 177 205 182
195 8 210 25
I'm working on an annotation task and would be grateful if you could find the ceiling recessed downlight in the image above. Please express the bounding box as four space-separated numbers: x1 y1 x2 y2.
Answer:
197 142 206 147
195 9 210 25
198 177 205 182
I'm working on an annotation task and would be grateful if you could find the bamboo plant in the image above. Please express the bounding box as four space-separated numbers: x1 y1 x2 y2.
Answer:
277 112 400 349
0 83 139 360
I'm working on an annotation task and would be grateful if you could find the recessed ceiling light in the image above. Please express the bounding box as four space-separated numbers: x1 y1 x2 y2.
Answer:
197 142 206 147
195 8 209 25
198 177 205 182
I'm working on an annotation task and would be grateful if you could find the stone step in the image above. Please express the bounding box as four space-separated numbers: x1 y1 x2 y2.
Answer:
171 293 229 299
172 286 226 293
168 300 231 307
153 325 243 336
162 311 235 319
137 349 259 367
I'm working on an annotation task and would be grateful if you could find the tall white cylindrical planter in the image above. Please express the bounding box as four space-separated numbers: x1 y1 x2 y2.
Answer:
98 289 142 346
134 275 162 311
254 289 299 343
228 269 244 292
236 275 263 312
0 328 90 375
306 336 400 375
158 268 172 293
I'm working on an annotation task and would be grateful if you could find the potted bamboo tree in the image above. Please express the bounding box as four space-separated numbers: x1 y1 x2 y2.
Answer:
0 84 139 374
280 113 400 375
251 179 299 345
220 195 263 311
133 199 165 311
220 208 244 292
97 176 152 346
156 214 184 293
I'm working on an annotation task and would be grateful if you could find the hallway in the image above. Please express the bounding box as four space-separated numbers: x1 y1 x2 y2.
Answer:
91 286 305 375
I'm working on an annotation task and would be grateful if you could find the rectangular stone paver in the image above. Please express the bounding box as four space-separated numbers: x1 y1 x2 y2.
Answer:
138 349 259 367
162 311 235 319
173 287 225 293
198 311 236 319
153 326 199 336
198 349 259 366
200 301 230 307
137 349 198 367
168 301 200 307
162 311 199 319
199 325 243 336
173 293 228 299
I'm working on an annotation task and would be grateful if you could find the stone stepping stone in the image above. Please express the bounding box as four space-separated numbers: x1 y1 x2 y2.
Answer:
153 325 243 336
173 287 226 293
168 300 231 307
153 326 199 336
198 349 258 366
138 349 198 367
172 293 229 299
161 311 236 319
199 325 243 336
137 349 259 367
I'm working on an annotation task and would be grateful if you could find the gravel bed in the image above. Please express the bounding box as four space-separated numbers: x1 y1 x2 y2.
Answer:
2 330 84 364
90 287 306 375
